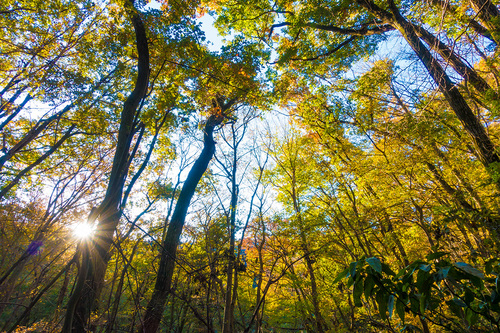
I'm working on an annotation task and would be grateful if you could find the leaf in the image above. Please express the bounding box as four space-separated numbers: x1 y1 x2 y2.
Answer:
376 289 389 321
426 251 448 261
452 298 467 307
364 275 376 298
388 294 395 318
419 264 432 272
447 300 463 318
381 262 396 276
419 292 429 314
396 298 406 323
353 275 364 307
436 266 451 281
366 257 382 273
333 267 349 284
464 287 474 305
491 290 499 304
416 269 430 291
349 261 357 279
465 307 479 326
410 296 420 314
454 262 484 279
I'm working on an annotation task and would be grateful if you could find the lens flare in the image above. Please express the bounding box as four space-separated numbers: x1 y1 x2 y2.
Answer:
72 222 95 239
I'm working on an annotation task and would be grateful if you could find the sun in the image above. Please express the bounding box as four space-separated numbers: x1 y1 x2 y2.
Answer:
71 222 95 239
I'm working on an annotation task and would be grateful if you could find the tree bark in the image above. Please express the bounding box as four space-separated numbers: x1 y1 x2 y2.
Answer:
469 0 500 45
63 1 150 331
411 24 492 95
139 107 232 333
222 124 239 333
359 0 500 170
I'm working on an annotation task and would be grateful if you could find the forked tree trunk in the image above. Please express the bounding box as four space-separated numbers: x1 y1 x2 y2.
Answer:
359 0 500 172
62 1 150 331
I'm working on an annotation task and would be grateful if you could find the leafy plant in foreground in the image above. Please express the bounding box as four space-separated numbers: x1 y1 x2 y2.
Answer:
335 254 500 332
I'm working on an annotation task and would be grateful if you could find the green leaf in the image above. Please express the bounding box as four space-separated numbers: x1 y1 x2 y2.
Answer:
376 289 389 321
426 251 448 261
416 269 430 291
410 296 420 314
452 298 467 307
420 293 429 314
349 261 357 279
465 307 479 326
447 300 463 318
396 298 406 323
419 264 432 272
491 290 499 304
333 267 349 284
366 257 382 273
436 266 451 281
381 263 396 276
464 287 474 305
364 275 376 298
353 275 364 307
454 262 484 279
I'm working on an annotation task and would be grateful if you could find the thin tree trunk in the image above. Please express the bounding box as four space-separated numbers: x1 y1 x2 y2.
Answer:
222 148 238 333
0 124 76 200
105 238 142 333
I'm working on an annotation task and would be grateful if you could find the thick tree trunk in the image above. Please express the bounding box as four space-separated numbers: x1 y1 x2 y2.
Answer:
357 0 500 173
359 0 500 170
411 24 492 95
139 111 229 333
394 7 499 168
63 1 150 331
470 0 500 45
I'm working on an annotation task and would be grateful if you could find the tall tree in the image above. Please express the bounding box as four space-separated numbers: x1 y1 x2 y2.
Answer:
140 98 235 333
63 0 150 331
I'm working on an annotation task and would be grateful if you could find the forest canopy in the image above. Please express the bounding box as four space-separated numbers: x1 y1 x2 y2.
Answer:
1 0 500 332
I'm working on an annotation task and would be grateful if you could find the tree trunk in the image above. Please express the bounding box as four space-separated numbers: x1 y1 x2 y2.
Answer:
469 0 500 45
411 24 492 95
63 1 150 331
222 134 238 333
139 109 230 333
358 0 500 171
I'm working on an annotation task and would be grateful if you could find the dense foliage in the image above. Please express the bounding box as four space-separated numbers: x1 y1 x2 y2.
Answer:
1 0 500 332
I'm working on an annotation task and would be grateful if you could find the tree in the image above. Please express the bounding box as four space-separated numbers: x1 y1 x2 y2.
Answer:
63 1 150 330
209 0 500 183
140 99 234 333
